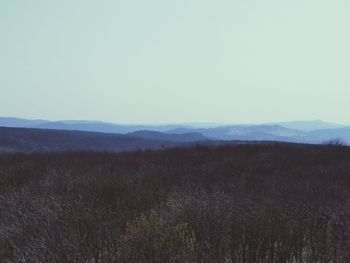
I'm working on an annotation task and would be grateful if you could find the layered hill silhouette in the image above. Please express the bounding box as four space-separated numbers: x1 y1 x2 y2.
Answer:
0 117 349 145
0 117 191 134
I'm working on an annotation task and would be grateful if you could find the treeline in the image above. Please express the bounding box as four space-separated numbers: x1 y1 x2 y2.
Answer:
0 143 350 262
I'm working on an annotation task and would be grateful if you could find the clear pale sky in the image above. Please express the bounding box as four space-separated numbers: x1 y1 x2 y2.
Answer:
1 0 349 124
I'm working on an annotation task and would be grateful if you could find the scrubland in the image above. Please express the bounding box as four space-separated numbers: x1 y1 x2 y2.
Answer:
1 143 350 262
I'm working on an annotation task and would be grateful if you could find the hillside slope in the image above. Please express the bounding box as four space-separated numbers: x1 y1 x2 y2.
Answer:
0 126 177 152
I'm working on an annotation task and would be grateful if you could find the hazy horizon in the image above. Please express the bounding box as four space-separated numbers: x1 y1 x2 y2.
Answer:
1 115 349 127
1 1 349 124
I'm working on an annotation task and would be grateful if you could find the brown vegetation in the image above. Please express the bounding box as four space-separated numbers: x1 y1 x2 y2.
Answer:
0 143 350 262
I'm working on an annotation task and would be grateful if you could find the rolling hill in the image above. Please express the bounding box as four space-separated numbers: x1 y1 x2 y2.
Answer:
0 127 178 152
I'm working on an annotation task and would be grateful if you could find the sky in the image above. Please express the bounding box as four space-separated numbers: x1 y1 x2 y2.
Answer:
1 0 349 124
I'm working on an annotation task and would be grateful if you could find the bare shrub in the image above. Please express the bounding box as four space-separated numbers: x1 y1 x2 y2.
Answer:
117 210 197 263
324 137 346 146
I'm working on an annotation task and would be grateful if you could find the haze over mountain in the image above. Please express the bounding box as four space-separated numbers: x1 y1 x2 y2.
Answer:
0 117 194 134
0 117 47 128
167 125 303 141
1 117 349 145
127 130 208 142
167 125 350 144
267 120 347 131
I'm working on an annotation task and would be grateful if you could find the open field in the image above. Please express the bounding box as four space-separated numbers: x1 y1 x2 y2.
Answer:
1 143 350 262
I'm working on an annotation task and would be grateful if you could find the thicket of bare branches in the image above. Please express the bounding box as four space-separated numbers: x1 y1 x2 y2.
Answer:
1 144 350 262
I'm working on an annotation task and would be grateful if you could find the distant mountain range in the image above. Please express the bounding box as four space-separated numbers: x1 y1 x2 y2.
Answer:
0 117 189 134
0 117 349 146
266 120 346 131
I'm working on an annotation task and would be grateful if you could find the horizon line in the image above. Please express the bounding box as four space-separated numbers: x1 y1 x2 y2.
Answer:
0 116 349 127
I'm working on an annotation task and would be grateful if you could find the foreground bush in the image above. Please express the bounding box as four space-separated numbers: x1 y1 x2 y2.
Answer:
118 210 196 263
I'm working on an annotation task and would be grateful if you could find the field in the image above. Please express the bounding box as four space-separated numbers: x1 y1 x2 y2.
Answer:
1 143 350 262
